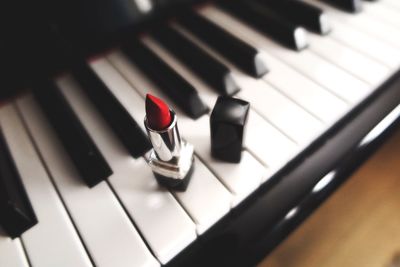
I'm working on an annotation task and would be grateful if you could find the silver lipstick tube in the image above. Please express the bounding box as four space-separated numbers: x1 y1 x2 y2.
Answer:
144 110 194 188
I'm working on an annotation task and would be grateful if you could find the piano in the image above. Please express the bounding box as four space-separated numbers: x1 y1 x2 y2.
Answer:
1 0 400 266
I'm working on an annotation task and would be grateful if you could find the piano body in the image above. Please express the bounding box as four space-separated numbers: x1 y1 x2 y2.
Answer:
0 0 400 266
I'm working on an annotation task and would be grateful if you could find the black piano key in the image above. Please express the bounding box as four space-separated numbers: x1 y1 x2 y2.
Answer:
254 0 331 35
0 129 37 238
33 81 113 188
71 62 152 158
151 25 240 96
177 10 269 77
320 0 362 13
122 39 209 118
217 0 308 51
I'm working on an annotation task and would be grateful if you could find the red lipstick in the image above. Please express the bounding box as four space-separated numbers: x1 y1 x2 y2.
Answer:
144 94 194 191
145 94 172 130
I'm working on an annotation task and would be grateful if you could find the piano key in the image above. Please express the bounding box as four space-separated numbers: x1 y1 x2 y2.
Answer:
32 81 112 187
307 0 400 49
253 0 331 34
71 61 152 158
0 233 29 267
151 25 240 96
0 123 37 238
16 95 160 267
203 6 371 104
326 19 400 69
121 39 208 119
108 41 299 171
173 157 232 234
217 0 308 51
244 111 299 168
307 34 391 86
178 115 268 205
383 0 400 9
90 57 232 234
363 0 400 26
58 74 197 264
236 76 325 144
320 0 363 13
0 105 92 267
258 53 349 124
177 10 269 77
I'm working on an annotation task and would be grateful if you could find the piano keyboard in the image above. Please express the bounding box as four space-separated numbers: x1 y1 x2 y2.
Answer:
1 0 400 266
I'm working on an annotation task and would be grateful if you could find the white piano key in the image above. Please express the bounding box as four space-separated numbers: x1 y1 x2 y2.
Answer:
308 34 391 86
244 109 299 168
307 0 400 49
90 58 232 234
176 115 266 207
110 39 300 170
327 19 400 69
383 0 400 10
236 75 325 144
16 94 159 267
173 158 231 234
0 105 92 267
202 6 371 104
58 75 197 264
107 50 275 205
0 232 29 267
259 53 349 124
363 1 400 27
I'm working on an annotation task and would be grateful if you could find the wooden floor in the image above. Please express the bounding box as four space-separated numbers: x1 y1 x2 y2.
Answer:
259 128 400 267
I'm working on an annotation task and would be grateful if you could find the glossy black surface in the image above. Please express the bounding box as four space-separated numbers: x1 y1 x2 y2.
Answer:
254 0 329 34
165 67 400 267
151 25 240 96
72 61 152 158
177 10 268 77
33 81 113 187
122 39 209 119
0 129 37 238
321 0 363 13
217 0 306 50
210 97 249 163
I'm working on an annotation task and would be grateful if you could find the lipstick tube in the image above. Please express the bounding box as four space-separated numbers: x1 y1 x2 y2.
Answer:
144 110 194 190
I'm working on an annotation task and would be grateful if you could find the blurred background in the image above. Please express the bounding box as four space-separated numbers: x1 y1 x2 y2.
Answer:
260 129 400 267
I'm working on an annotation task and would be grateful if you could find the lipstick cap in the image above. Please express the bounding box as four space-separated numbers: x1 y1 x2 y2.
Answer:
210 96 250 163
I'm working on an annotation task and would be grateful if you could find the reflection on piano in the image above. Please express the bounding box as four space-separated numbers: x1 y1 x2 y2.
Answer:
1 0 400 266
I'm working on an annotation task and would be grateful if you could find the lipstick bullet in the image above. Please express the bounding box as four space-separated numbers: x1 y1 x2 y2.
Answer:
144 94 194 191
